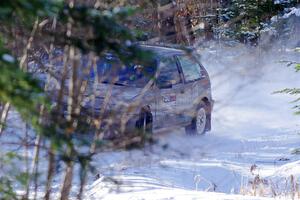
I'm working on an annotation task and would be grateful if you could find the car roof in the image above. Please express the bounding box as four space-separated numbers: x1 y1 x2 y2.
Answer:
140 44 187 56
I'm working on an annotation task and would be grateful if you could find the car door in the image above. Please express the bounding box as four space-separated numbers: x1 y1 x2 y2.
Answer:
176 55 205 119
153 56 184 129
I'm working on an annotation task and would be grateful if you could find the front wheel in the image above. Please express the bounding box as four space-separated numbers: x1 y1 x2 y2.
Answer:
185 104 207 135
136 106 153 134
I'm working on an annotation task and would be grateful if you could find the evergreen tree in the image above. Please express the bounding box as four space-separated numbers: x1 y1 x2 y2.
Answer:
220 0 298 43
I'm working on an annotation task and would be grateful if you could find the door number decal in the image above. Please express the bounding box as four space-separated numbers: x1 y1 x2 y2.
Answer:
163 95 176 103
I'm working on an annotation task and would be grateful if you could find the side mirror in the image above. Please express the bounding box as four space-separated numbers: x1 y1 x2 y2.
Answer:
156 76 172 89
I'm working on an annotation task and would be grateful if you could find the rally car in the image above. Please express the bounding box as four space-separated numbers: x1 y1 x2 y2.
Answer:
81 44 214 136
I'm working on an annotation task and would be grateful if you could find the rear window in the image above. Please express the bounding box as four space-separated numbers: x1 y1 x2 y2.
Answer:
177 56 202 82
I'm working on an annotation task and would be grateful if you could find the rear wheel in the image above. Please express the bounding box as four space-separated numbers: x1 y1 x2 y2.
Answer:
185 103 207 135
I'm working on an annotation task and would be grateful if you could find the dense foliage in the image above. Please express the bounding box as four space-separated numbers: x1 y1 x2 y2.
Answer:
220 0 299 43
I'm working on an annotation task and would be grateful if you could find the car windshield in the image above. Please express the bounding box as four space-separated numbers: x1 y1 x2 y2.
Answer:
90 54 157 88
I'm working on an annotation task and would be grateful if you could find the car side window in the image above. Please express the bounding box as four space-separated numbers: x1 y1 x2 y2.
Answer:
157 57 181 87
177 55 202 82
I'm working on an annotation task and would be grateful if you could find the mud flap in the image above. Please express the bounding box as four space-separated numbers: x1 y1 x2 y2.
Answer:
135 110 153 133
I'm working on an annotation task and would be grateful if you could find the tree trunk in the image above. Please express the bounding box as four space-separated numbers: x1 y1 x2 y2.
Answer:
0 102 10 135
33 135 42 200
60 161 74 200
44 149 56 200
76 165 87 200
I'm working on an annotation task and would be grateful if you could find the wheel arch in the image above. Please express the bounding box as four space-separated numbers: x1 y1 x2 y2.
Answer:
201 97 212 113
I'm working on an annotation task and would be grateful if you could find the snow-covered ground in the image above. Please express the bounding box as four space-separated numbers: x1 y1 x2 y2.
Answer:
87 42 300 199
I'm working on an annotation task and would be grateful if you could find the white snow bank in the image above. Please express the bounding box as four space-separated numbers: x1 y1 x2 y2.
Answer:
270 160 300 178
88 175 273 200
283 7 300 18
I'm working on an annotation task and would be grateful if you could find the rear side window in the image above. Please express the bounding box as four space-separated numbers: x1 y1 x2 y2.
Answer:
177 56 202 82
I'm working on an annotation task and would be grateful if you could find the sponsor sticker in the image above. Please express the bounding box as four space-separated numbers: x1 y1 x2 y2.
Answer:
163 95 176 103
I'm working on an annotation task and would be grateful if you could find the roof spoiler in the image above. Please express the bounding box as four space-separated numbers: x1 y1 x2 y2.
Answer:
135 41 195 53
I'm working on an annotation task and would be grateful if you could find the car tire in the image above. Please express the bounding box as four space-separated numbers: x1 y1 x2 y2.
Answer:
185 102 208 135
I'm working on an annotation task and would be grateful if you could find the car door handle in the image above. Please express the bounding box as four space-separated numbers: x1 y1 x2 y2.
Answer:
180 89 185 94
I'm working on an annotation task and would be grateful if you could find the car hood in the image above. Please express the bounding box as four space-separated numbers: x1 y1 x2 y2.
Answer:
97 83 142 101
82 83 144 111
